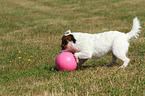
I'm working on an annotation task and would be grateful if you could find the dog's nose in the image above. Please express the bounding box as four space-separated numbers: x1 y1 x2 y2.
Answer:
61 45 64 49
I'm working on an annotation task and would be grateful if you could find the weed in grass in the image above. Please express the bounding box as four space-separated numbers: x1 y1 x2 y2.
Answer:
8 50 33 65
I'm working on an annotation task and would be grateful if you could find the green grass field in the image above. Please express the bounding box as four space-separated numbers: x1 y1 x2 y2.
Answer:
0 0 145 95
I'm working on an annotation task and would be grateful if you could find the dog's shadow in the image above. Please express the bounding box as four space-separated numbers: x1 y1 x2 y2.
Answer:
77 63 119 70
44 62 120 72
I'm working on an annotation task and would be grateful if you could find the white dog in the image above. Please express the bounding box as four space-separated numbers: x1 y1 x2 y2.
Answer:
61 17 141 68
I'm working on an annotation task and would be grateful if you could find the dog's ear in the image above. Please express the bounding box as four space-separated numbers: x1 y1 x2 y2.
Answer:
68 34 76 43
65 30 71 35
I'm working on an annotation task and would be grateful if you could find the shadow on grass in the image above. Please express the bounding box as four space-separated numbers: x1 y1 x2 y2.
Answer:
44 62 120 72
44 66 58 71
76 63 120 70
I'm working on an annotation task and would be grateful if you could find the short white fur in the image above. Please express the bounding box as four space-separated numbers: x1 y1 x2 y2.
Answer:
61 17 141 68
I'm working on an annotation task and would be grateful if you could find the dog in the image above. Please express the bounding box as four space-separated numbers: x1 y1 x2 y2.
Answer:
60 17 141 68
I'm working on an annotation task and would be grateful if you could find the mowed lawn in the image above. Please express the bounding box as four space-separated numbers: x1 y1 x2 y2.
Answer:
0 0 145 95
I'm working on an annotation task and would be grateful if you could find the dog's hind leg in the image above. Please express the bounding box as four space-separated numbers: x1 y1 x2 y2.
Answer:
114 53 130 68
112 44 130 68
119 56 130 68
106 53 117 66
112 39 130 68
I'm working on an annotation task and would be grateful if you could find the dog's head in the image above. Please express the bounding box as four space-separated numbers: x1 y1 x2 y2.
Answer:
61 34 76 50
61 30 76 52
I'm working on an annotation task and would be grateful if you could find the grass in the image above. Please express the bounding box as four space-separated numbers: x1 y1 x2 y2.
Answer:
0 0 145 95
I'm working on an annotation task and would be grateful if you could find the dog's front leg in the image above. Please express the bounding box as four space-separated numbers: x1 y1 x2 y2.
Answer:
74 52 91 64
78 59 88 68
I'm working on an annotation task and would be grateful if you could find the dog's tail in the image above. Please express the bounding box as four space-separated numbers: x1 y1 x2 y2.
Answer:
127 17 141 40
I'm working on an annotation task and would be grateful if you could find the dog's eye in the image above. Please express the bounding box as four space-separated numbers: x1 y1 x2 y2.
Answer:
63 41 68 45
62 39 68 45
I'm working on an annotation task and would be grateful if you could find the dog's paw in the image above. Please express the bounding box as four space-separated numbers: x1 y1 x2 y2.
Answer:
74 53 79 64
73 55 79 64
75 58 79 64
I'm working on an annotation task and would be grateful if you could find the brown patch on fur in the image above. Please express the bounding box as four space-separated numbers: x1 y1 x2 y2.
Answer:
62 35 72 41
61 35 71 50
61 35 76 50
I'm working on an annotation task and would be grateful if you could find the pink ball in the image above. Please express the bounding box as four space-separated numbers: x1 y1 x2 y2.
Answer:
55 52 77 71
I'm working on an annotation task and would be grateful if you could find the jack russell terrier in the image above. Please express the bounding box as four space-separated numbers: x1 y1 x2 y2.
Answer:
61 17 141 68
